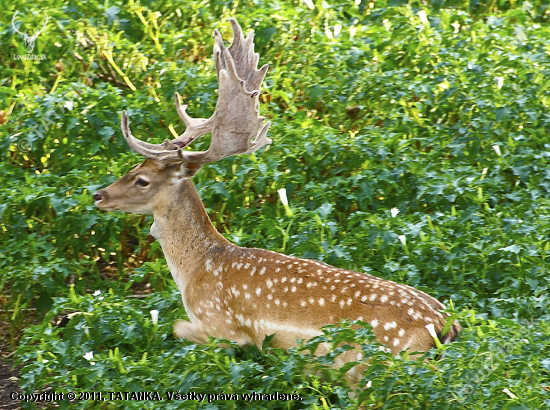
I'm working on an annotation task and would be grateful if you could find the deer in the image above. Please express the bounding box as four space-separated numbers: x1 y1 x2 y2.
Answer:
94 19 461 386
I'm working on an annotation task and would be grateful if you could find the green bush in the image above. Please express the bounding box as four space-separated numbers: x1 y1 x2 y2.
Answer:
1 0 549 408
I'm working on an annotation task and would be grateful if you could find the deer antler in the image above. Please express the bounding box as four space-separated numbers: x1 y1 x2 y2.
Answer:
32 14 49 40
11 11 25 37
122 19 271 166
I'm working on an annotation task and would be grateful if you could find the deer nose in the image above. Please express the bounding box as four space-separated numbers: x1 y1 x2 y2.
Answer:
93 192 103 202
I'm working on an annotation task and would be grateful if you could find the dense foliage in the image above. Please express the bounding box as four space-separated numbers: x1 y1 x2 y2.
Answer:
1 0 549 408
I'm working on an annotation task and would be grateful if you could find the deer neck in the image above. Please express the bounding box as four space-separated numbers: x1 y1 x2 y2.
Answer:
150 178 231 292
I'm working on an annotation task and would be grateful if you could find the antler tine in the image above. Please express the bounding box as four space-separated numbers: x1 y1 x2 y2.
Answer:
217 19 269 92
11 11 24 36
173 92 213 147
121 111 182 162
121 18 271 166
36 14 49 37
244 120 272 154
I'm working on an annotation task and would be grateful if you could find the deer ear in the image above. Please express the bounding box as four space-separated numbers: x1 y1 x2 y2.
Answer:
166 162 203 179
181 162 203 178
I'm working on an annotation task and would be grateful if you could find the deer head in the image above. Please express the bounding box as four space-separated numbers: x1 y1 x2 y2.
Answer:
11 11 49 53
94 19 271 214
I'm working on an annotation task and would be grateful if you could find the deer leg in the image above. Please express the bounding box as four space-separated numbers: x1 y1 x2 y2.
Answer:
173 320 210 344
174 318 259 349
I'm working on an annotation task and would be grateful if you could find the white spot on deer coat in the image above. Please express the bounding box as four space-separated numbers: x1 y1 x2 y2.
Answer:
402 336 415 350
383 321 397 331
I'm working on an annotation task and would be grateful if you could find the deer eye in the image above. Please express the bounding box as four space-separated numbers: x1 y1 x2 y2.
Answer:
135 178 150 187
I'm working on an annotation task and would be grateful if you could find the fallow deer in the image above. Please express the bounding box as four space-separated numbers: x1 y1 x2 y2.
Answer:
94 19 460 384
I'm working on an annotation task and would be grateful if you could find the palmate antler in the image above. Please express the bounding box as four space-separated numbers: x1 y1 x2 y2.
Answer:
122 19 272 166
